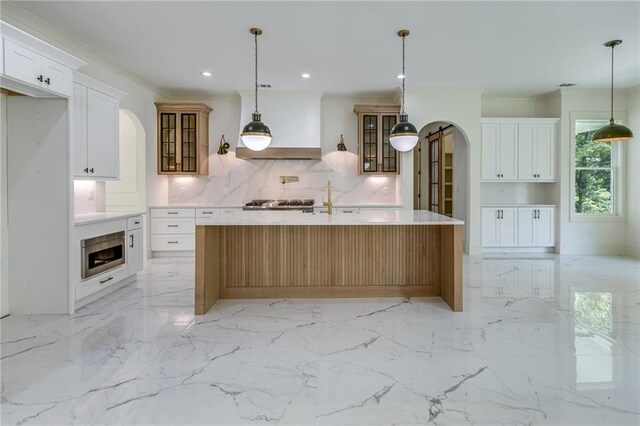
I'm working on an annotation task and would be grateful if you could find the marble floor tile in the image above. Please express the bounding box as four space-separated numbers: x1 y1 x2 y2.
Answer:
1 255 639 425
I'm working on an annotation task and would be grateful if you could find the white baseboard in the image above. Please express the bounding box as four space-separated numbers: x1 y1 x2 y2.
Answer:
74 275 135 311
626 245 640 258
557 243 627 256
481 247 555 255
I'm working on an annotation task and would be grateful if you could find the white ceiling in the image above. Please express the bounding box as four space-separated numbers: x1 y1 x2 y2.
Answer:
9 1 640 96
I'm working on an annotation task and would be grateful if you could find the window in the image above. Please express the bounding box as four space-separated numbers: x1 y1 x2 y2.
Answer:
571 118 623 220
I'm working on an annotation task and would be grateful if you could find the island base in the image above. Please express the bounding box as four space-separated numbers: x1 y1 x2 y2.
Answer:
195 224 462 314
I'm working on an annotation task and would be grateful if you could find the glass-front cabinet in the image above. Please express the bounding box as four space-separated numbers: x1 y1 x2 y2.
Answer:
155 103 212 175
354 105 400 175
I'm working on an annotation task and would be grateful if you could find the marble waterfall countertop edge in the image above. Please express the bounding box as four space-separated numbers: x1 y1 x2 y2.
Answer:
195 210 463 226
74 211 146 226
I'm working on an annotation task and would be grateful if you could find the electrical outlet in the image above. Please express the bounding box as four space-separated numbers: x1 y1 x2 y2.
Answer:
223 187 231 195
382 186 388 195
87 188 95 201
180 186 186 196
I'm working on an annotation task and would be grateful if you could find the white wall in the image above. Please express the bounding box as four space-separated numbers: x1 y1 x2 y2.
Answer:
164 94 401 206
0 94 8 317
73 180 105 215
558 88 629 254
405 87 483 254
482 95 554 118
626 85 640 257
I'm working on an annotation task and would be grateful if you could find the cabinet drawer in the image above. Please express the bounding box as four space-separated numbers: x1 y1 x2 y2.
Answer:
151 208 195 218
76 264 128 301
151 218 194 234
196 208 218 217
127 215 143 230
151 235 195 251
337 208 360 214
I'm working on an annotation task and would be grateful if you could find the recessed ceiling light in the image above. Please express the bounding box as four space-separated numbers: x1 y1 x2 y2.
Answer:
396 74 406 79
302 73 311 79
201 71 212 77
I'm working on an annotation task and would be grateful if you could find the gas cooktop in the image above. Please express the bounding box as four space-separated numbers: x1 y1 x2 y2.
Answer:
243 199 315 211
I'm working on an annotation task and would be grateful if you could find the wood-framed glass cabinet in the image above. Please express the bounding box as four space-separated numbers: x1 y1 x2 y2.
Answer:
155 103 212 175
353 105 400 175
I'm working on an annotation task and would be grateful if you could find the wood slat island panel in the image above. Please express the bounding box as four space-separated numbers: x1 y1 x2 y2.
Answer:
195 224 463 314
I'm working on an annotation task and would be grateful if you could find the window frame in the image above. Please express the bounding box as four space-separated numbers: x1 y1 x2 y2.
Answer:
570 112 625 223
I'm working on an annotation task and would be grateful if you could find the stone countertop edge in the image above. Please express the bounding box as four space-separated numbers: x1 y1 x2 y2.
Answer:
74 211 146 226
194 210 464 226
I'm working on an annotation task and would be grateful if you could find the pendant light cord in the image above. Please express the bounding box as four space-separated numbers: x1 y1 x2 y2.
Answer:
254 32 259 114
401 34 406 115
610 43 614 121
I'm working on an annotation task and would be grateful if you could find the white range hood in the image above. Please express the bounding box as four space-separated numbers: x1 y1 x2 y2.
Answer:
236 91 322 160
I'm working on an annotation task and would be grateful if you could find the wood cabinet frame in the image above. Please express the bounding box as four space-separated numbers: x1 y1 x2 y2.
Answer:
354 105 400 175
155 103 212 176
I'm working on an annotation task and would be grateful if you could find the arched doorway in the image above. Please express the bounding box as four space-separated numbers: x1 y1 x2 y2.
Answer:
414 121 470 251
105 109 146 213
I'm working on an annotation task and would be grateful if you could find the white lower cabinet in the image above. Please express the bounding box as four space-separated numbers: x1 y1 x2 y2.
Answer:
151 208 196 252
517 207 555 247
481 207 518 247
127 228 143 275
483 206 555 249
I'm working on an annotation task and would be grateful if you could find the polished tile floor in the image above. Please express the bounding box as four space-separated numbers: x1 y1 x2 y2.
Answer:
1 255 639 425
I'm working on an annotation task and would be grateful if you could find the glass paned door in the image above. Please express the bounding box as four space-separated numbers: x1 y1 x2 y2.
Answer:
160 113 177 172
381 115 398 172
363 115 378 172
181 113 197 173
429 134 441 213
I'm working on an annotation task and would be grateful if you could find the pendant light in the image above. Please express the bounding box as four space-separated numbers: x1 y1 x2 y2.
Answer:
241 27 272 151
389 29 419 152
592 40 634 143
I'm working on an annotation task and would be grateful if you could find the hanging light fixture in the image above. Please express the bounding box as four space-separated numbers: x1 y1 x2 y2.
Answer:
389 29 419 152
217 135 230 155
241 27 272 151
336 134 347 152
593 40 633 143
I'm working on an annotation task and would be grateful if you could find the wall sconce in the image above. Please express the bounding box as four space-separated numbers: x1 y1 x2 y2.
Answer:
217 135 230 155
337 134 347 152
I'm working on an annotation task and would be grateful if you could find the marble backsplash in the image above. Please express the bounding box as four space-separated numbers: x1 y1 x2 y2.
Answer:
167 151 400 206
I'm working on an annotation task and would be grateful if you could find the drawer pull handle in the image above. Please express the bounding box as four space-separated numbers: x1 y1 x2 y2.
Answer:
99 277 113 284
168 241 178 244
201 212 213 215
134 221 140 225
167 225 179 227
167 212 178 215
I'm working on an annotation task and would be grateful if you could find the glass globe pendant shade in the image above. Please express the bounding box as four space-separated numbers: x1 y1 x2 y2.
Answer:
389 114 419 152
241 112 272 151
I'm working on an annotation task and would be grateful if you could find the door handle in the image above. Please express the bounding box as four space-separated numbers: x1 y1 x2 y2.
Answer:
89 168 94 173
130 234 134 248
84 167 89 173
37 75 43 82
44 78 50 85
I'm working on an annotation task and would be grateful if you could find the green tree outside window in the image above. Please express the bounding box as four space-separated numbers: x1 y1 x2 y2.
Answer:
575 126 614 214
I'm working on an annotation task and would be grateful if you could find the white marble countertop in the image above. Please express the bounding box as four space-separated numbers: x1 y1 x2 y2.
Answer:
74 211 145 226
482 204 557 207
150 203 403 209
195 210 463 226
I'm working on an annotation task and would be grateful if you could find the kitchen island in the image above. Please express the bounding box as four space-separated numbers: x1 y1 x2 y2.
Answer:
195 210 463 314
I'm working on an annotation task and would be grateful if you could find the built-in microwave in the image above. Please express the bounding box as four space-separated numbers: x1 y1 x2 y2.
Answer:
81 231 125 279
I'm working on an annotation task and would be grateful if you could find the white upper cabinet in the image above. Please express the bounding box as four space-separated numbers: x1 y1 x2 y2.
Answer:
482 118 558 182
72 73 126 179
481 123 518 180
1 22 86 97
518 123 556 180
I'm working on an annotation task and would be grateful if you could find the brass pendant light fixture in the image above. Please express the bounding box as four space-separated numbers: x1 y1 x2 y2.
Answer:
389 29 419 152
241 27 272 151
217 134 230 155
337 134 347 152
593 40 634 143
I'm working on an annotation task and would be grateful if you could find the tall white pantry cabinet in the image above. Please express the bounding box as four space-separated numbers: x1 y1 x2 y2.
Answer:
481 118 558 250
